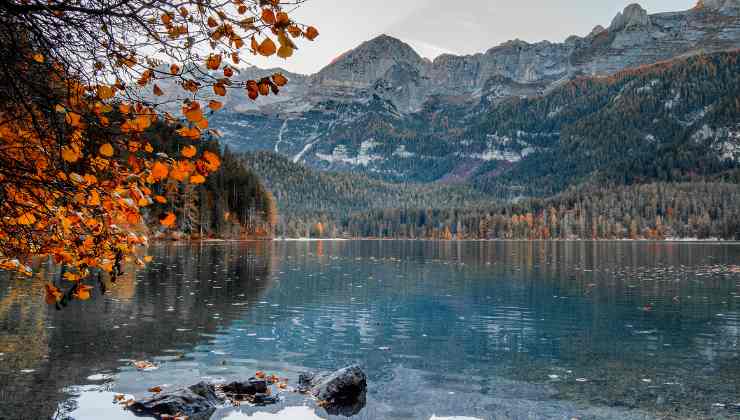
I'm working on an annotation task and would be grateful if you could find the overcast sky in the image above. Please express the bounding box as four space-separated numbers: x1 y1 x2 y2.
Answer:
248 0 697 74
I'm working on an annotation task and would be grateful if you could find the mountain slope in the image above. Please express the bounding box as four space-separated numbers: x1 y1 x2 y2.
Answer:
209 1 740 193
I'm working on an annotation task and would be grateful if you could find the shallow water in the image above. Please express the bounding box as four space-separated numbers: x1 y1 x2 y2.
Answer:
0 241 739 420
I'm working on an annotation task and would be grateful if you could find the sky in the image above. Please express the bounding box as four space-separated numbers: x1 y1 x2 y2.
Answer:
248 0 697 75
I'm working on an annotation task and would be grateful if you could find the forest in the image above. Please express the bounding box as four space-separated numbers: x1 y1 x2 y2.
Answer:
144 126 277 240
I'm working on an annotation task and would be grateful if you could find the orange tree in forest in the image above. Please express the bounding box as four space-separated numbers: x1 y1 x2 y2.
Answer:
0 0 317 302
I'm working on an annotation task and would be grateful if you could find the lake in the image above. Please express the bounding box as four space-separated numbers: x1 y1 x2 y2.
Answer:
0 241 739 420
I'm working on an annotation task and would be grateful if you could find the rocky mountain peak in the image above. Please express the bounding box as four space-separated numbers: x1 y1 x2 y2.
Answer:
610 3 650 31
313 34 424 86
697 0 740 11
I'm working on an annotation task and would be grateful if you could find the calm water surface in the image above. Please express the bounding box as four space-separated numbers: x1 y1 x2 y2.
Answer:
0 241 739 420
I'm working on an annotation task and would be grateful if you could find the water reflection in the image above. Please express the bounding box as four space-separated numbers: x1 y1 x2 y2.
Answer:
0 241 738 420
0 242 275 420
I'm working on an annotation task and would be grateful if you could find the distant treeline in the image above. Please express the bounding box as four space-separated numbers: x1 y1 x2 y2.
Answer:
277 182 740 240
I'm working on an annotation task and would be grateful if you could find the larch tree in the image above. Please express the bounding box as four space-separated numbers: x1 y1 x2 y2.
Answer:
0 0 317 304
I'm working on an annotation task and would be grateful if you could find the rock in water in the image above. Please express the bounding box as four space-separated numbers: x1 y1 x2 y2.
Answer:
128 382 219 419
311 365 367 416
222 378 268 396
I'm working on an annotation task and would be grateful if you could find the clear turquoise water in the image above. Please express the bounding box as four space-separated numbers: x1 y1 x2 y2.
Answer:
0 241 739 420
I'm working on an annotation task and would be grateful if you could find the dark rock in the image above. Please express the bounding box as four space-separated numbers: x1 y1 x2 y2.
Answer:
297 371 319 392
222 378 268 396
251 393 280 405
312 365 367 417
128 382 219 419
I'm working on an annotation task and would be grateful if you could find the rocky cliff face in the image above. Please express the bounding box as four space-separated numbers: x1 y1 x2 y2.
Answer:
212 2 740 185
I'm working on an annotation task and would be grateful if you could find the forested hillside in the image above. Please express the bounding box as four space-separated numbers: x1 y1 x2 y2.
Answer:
143 126 277 239
239 151 498 237
469 51 740 196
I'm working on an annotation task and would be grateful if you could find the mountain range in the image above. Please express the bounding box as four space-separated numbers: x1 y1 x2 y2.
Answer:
207 1 740 199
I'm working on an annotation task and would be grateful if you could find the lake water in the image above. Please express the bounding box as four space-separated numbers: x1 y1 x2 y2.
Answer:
0 241 739 420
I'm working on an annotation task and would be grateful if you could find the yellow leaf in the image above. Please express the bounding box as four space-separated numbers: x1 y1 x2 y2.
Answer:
97 85 115 100
181 145 197 158
277 45 293 59
99 143 114 157
144 256 154 263
33 53 45 63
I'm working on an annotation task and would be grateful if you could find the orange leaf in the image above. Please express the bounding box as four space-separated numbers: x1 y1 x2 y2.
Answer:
305 26 319 41
257 38 277 57
153 84 164 96
151 162 169 181
208 100 223 111
261 9 276 25
276 12 290 25
213 83 226 96
154 195 167 204
206 54 222 70
182 101 203 122
99 143 114 157
160 212 176 227
190 174 206 184
17 212 36 226
181 145 197 158
272 73 288 87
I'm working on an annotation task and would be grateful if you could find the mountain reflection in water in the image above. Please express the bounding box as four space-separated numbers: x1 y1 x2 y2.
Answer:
0 241 738 420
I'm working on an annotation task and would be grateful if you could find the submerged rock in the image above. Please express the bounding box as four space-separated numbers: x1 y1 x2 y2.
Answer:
128 382 219 419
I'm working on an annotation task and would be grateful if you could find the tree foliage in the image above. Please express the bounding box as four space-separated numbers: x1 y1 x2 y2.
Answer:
0 0 317 300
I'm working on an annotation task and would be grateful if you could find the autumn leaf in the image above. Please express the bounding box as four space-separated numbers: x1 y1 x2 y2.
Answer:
277 45 293 59
154 195 167 204
73 285 93 301
182 101 203 122
181 145 197 158
97 85 115 100
190 174 206 184
305 26 319 41
61 145 81 162
213 83 226 96
45 284 63 304
33 53 45 63
272 73 288 87
261 9 276 25
159 212 176 227
99 143 114 157
276 12 290 26
16 212 37 226
151 161 169 181
208 100 223 111
201 151 221 172
257 38 277 57
206 54 222 70
153 84 164 96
